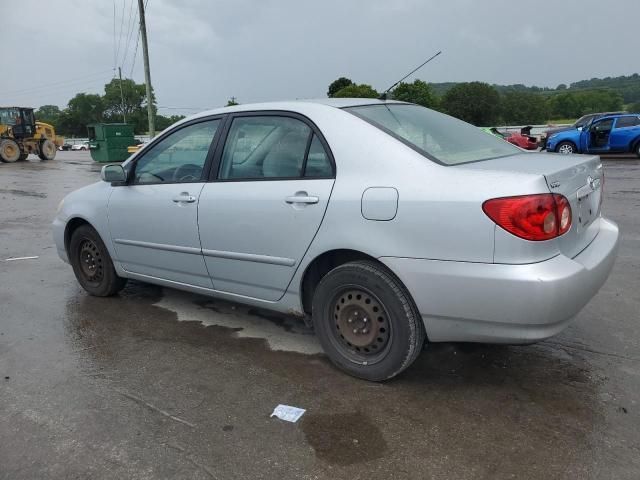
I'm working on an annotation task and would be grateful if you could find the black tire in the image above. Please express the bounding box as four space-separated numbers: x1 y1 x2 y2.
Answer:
312 260 425 381
0 139 21 162
635 142 640 159
38 139 56 160
556 141 576 154
69 225 127 296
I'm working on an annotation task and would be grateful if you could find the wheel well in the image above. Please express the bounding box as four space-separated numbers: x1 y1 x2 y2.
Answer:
300 249 378 315
64 217 91 254
556 140 577 151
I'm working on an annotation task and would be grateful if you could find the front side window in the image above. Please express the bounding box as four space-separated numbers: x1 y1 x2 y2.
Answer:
346 104 520 165
133 119 220 184
218 116 332 179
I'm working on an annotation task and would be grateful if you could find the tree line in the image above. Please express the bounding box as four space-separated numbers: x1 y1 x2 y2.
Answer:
327 75 640 126
34 78 186 137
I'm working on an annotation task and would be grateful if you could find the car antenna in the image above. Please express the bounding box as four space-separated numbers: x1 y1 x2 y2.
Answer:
378 50 442 101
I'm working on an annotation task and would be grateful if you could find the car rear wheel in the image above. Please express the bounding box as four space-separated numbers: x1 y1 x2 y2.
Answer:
635 142 640 159
312 260 425 381
69 225 127 296
38 139 57 160
0 139 21 162
556 141 576 154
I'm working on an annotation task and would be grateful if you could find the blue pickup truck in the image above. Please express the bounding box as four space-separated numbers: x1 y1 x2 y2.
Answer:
546 113 640 157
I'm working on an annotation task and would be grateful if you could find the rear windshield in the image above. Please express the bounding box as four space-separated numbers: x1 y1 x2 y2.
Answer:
345 104 520 165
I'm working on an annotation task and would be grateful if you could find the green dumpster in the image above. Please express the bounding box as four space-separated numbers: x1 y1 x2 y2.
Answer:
87 123 135 163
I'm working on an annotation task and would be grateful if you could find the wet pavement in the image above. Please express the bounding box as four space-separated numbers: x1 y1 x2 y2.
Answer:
1 151 639 479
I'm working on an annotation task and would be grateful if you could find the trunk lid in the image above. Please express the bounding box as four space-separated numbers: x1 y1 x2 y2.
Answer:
462 153 603 259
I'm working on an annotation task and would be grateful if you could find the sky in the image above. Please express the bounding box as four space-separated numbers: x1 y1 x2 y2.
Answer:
3 0 639 116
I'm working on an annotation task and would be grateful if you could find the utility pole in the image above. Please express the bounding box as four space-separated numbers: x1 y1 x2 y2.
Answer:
137 0 155 138
118 67 126 123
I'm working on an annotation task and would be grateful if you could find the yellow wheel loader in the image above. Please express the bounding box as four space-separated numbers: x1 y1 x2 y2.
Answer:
0 107 64 163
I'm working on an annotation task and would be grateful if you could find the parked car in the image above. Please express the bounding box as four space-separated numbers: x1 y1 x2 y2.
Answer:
53 99 619 381
58 143 73 151
482 126 538 150
546 113 640 156
540 111 627 149
71 142 89 151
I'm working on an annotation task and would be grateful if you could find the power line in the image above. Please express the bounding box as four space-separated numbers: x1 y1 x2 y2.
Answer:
2 70 113 96
120 0 138 69
128 0 149 78
114 0 128 68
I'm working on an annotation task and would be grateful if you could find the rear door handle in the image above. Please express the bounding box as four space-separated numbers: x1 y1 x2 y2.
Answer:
285 193 319 205
172 192 197 203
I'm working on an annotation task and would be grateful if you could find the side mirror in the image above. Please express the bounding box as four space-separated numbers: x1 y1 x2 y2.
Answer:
100 164 126 185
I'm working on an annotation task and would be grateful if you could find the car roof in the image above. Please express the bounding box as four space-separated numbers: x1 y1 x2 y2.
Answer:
595 113 639 121
186 98 407 121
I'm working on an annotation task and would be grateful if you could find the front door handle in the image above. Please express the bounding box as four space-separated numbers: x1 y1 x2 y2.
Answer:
172 192 197 203
285 193 319 205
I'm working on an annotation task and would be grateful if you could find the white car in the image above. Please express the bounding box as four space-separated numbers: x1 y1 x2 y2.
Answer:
71 142 89 151
52 99 619 380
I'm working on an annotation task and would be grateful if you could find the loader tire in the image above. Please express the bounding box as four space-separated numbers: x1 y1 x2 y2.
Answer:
38 139 56 161
0 139 21 163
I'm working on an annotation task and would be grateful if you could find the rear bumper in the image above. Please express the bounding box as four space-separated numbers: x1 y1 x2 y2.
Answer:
380 217 619 344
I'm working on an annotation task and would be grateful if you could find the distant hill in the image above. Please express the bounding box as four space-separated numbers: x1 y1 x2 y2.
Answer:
429 74 640 105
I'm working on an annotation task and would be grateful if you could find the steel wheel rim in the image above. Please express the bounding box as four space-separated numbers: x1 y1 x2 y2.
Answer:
559 144 573 154
78 239 104 284
329 286 392 364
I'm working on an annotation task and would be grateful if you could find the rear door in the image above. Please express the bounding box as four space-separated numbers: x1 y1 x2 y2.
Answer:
197 113 335 301
609 116 640 152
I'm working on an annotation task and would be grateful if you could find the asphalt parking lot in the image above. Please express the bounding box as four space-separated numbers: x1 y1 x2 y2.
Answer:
1 151 639 479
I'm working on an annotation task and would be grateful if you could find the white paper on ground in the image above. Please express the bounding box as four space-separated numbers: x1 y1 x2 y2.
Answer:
5 256 39 262
270 404 306 423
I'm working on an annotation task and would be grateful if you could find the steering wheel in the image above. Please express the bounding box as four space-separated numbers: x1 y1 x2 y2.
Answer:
172 163 202 182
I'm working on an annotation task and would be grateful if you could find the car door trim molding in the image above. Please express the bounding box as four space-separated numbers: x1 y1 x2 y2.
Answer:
114 238 202 256
201 248 296 267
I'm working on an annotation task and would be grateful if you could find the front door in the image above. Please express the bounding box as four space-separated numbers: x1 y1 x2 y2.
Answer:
108 118 222 288
583 117 614 153
198 114 335 301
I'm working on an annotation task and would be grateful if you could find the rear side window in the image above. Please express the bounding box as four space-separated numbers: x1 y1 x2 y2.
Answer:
218 116 333 180
615 116 640 128
346 104 519 165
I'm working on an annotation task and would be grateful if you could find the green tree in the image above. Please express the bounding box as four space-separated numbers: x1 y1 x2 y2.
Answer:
441 82 501 125
155 114 186 131
333 83 379 98
35 105 62 126
60 93 104 136
327 77 354 97
628 101 640 113
226 97 239 106
501 91 549 124
391 80 437 108
102 78 150 121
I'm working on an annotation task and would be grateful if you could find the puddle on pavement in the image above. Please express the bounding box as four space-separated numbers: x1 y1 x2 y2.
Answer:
60 281 606 476
154 287 322 355
301 411 387 466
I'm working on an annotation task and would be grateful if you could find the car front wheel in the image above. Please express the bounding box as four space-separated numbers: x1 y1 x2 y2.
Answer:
556 141 576 154
312 261 425 381
69 225 127 296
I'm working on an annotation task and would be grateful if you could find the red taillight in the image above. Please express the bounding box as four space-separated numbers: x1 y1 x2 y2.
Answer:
483 194 572 241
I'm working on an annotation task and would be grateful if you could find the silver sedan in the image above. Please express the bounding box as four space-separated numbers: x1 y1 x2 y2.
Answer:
53 99 619 381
